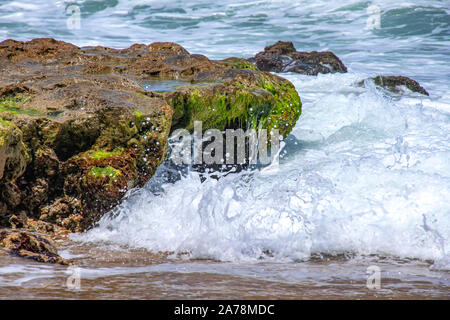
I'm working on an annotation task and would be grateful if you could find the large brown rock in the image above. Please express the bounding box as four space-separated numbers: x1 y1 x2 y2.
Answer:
0 38 302 238
0 39 174 232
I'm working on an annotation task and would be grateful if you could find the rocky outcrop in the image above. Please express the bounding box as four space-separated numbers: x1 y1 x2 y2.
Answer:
0 38 302 242
248 41 347 75
248 42 429 96
371 75 429 96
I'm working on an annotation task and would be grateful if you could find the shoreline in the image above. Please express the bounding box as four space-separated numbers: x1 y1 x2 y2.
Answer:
1 239 448 299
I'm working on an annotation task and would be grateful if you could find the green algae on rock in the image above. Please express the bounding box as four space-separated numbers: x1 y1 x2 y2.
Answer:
88 166 122 179
164 70 301 138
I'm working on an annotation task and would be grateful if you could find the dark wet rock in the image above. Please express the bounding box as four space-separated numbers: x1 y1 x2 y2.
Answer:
0 80 172 232
9 214 26 229
219 57 259 71
249 41 347 75
0 229 67 264
0 38 302 238
371 75 429 96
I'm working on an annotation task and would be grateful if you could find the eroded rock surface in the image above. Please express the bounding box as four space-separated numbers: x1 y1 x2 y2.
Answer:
0 39 175 233
0 228 67 264
371 75 429 96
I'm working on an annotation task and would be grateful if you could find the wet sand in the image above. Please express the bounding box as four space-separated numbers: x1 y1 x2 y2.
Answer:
0 241 448 299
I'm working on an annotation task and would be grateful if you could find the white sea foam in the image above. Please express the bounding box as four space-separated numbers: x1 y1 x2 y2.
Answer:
76 73 450 268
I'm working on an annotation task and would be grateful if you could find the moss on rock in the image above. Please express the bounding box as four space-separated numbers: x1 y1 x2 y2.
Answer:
0 95 45 117
88 166 122 179
85 149 123 160
220 57 259 71
165 71 301 138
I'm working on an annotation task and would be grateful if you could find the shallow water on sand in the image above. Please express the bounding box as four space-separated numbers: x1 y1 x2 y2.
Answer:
0 241 449 299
